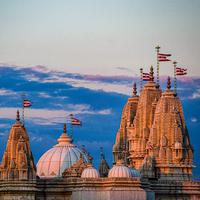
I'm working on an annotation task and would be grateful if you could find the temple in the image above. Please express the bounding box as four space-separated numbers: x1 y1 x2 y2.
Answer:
0 66 200 200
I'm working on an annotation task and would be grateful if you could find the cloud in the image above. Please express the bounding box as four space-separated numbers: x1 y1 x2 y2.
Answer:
38 92 52 98
116 67 132 72
0 106 112 125
0 89 16 96
31 136 43 142
191 117 198 123
190 89 200 99
42 75 132 95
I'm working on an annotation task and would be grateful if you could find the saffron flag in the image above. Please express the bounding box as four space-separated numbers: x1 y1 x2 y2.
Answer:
23 99 32 107
71 117 82 126
176 67 187 76
142 73 150 81
158 53 171 62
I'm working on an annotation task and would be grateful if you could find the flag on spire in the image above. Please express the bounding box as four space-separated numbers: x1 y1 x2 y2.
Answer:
142 72 150 81
71 117 82 126
23 99 32 108
158 53 172 62
176 67 187 76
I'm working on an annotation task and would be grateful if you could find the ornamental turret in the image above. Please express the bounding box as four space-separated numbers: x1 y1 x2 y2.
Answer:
0 110 36 180
145 77 193 180
113 82 139 164
128 66 162 169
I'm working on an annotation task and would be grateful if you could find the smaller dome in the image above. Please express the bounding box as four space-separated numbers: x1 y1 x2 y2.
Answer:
81 163 100 178
108 160 131 178
129 167 140 178
175 141 182 149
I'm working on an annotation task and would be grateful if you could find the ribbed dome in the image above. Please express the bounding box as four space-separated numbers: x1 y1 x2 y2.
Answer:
81 163 99 178
108 160 131 178
129 167 140 177
37 125 89 178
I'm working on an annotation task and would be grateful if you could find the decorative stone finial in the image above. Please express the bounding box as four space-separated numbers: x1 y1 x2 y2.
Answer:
16 110 20 122
167 76 171 90
149 65 154 81
63 123 67 133
132 82 137 96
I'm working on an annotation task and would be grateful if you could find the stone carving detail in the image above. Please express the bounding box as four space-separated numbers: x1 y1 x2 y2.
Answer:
113 74 194 181
62 158 87 177
0 110 36 180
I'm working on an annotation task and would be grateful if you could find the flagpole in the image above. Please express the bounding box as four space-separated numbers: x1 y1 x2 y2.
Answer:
155 45 160 87
21 93 25 126
173 61 177 95
69 113 74 140
140 68 143 92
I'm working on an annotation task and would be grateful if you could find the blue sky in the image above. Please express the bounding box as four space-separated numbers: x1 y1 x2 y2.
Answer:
0 0 200 76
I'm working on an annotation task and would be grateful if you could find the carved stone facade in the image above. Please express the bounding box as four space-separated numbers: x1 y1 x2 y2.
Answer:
113 68 193 181
0 110 36 181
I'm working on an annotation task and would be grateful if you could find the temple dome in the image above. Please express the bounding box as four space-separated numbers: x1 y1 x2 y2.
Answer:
108 160 131 178
37 124 89 178
81 163 99 178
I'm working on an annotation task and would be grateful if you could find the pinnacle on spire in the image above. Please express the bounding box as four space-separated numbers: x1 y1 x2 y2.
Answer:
16 110 20 122
149 65 154 81
167 76 171 90
63 123 67 133
132 82 137 96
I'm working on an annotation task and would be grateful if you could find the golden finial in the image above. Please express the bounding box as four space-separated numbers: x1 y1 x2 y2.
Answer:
149 65 154 81
16 110 20 122
63 123 67 133
132 82 137 96
155 45 160 51
167 76 171 90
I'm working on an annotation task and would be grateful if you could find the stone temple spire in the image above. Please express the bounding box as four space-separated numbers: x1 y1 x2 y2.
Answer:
0 110 36 180
146 85 193 180
113 81 140 164
98 147 110 177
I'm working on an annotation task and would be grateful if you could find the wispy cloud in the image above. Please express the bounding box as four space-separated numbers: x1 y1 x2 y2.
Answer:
0 89 16 96
42 75 132 95
191 117 198 123
190 89 200 99
0 106 112 125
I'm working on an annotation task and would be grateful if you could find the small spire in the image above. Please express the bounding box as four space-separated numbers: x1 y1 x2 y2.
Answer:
63 123 67 133
132 82 137 96
149 65 154 81
16 110 20 122
167 76 171 90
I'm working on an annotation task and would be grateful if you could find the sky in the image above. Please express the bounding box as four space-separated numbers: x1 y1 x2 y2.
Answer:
0 0 200 76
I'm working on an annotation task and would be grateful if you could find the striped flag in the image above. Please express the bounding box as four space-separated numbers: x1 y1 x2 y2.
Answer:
176 67 187 76
23 99 32 108
71 117 82 126
158 53 171 62
142 72 150 81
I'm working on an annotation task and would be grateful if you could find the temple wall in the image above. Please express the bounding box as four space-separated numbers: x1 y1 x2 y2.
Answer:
72 188 147 200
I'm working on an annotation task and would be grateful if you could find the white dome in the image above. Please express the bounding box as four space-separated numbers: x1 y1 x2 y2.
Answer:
81 164 100 178
108 160 131 178
129 167 140 177
37 127 88 178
